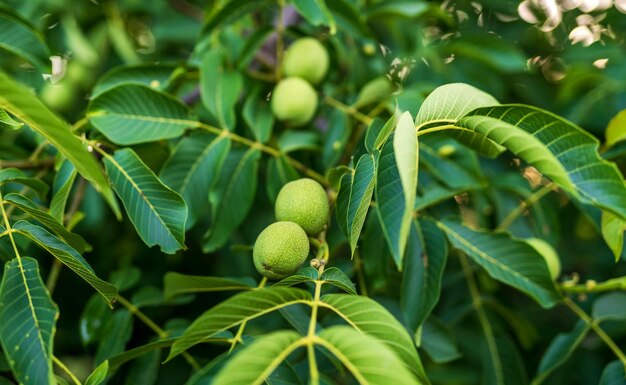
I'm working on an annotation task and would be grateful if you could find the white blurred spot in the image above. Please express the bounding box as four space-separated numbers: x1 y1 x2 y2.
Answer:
42 56 67 83
593 58 609 68
616 0 626 12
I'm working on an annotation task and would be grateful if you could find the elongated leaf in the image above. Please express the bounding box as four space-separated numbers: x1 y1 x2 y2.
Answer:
394 112 418 259
0 108 22 129
243 90 273 144
534 320 589 384
0 9 49 67
0 257 57 385
159 132 231 229
163 272 255 299
418 143 482 190
321 268 356 295
320 294 427 382
50 160 77 222
458 105 626 220
168 287 312 360
278 131 320 153
437 219 560 308
273 267 319 287
315 326 421 385
85 360 109 385
0 168 48 200
212 331 303 385
402 219 448 331
95 310 133 365
203 149 260 252
601 211 625 260
481 334 528 385
347 154 375 256
292 0 337 34
103 148 187 254
415 83 504 157
365 115 397 153
201 51 242 130
88 84 192 145
420 317 461 363
266 155 299 203
606 110 626 148
13 220 117 304
92 63 178 97
335 171 352 237
376 138 408 269
0 72 119 217
4 193 87 252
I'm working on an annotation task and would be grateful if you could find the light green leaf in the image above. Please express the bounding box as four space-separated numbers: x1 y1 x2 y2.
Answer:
606 110 626 148
159 132 231 229
291 0 337 34
315 326 422 385
49 160 77 223
4 193 87 253
0 108 22 130
88 84 192 145
0 72 119 218
92 63 178 97
365 115 397 153
85 360 109 385
320 268 356 295
347 154 376 256
534 320 589 385
0 9 49 67
437 219 560 308
201 51 242 130
13 220 117 304
212 330 304 385
601 211 625 261
167 287 312 361
458 105 626 220
320 294 427 383
103 148 187 254
0 168 49 200
163 272 255 299
0 257 57 385
353 77 395 110
203 148 260 252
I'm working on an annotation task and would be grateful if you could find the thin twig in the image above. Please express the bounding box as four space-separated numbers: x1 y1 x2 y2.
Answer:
496 183 556 231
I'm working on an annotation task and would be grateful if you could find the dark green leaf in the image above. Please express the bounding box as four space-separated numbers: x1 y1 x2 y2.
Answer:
49 160 77 222
273 267 319 287
420 316 461 364
534 320 589 384
164 272 255 299
201 51 242 130
593 293 626 322
291 0 336 34
346 154 375 256
599 360 626 385
243 91 273 144
0 10 49 67
320 267 356 295
95 310 133 365
0 168 49 200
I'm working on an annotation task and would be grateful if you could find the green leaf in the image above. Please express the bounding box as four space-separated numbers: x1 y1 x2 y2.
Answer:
273 267 319 287
346 154 376 256
12 220 117 304
103 148 187 254
159 132 231 229
168 287 312 360
92 63 178 97
0 72 119 218
88 84 192 145
85 360 109 385
201 0 271 35
0 9 49 67
401 219 448 331
534 320 589 384
353 76 395 110
481 334 528 385
80 294 112 346
437 219 560 308
50 160 77 222
458 105 626 220
95 310 133 365
0 168 49 200
278 131 320 153
606 110 626 148
163 272 255 299
243 90 273 144
4 193 87 253
335 171 352 237
291 0 337 34
418 143 482 190
601 211 625 261
365 115 397 153
599 360 626 385
320 268 356 295
420 317 461 364
0 257 57 385
203 148 260 252
315 326 422 385
394 112 418 255
415 83 504 157
212 331 303 385
201 51 242 130
266 156 300 204
441 35 527 73
592 292 626 322
320 294 427 383
0 108 22 130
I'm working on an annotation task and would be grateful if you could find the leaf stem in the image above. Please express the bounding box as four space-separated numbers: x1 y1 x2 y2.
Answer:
459 252 504 384
116 294 201 370
560 277 626 293
352 250 368 297
0 157 55 169
228 277 268 353
562 296 626 367
496 183 556 231
53 355 82 385
307 280 323 385
0 193 21 260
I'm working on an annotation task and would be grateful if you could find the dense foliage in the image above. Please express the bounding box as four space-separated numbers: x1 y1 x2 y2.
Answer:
0 0 625 384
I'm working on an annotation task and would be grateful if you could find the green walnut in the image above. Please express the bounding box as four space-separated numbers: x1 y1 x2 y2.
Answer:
283 38 329 85
526 238 561 280
253 221 310 280
275 178 329 235
271 77 318 127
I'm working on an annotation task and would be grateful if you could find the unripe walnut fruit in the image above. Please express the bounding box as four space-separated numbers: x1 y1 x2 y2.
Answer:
283 38 329 85
253 221 310 280
271 77 318 127
526 238 561 280
275 178 329 236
